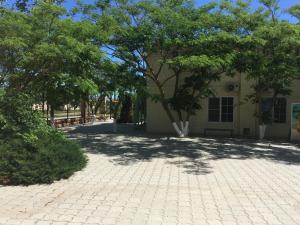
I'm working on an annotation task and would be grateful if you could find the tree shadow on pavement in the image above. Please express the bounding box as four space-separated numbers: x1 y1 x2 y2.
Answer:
68 123 300 175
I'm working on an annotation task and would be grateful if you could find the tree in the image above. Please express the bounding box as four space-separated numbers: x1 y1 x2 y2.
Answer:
104 62 144 132
119 94 133 123
289 4 300 21
2 0 65 12
0 8 29 86
240 0 300 138
0 2 103 124
90 0 243 137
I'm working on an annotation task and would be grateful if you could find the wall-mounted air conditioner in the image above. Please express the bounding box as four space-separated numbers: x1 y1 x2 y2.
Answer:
226 82 240 92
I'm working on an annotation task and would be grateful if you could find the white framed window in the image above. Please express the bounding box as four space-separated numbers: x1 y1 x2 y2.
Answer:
208 97 234 122
261 98 287 123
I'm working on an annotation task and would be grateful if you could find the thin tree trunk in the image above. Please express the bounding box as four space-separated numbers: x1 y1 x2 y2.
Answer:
153 77 188 137
182 87 199 137
42 93 45 116
67 104 69 120
80 100 86 124
46 103 49 124
112 95 122 133
87 99 90 120
94 96 105 116
50 105 55 127
109 97 112 119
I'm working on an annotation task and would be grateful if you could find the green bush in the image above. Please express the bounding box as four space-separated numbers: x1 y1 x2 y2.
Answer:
0 91 87 185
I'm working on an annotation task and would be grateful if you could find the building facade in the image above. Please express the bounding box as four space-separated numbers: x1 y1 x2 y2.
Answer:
146 56 300 139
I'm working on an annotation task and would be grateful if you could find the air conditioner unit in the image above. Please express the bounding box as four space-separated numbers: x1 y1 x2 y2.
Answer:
226 82 240 92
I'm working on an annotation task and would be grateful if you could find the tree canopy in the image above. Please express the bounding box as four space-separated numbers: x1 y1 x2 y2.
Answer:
0 0 299 137
78 0 299 136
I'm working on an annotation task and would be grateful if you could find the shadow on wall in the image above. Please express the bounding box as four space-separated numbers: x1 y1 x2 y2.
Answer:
69 123 300 175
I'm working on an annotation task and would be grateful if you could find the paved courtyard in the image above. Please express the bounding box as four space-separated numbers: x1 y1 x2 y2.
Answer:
1 122 300 225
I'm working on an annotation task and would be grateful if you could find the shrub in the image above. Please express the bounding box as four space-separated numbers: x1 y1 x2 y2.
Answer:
118 94 133 123
0 91 87 185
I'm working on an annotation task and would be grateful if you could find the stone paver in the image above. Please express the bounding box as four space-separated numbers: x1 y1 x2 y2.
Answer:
1 122 300 225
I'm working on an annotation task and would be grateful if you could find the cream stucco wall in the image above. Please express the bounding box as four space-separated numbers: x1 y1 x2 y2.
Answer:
146 55 300 139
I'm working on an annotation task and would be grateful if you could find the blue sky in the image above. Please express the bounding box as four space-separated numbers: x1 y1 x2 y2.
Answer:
3 0 297 22
62 0 298 22
61 0 299 22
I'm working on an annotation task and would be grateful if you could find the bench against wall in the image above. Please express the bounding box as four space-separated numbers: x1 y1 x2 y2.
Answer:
203 128 234 138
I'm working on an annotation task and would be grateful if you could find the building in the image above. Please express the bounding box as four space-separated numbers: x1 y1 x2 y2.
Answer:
146 57 300 139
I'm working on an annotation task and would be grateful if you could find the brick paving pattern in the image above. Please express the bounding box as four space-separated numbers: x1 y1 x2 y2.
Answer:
0 123 300 225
